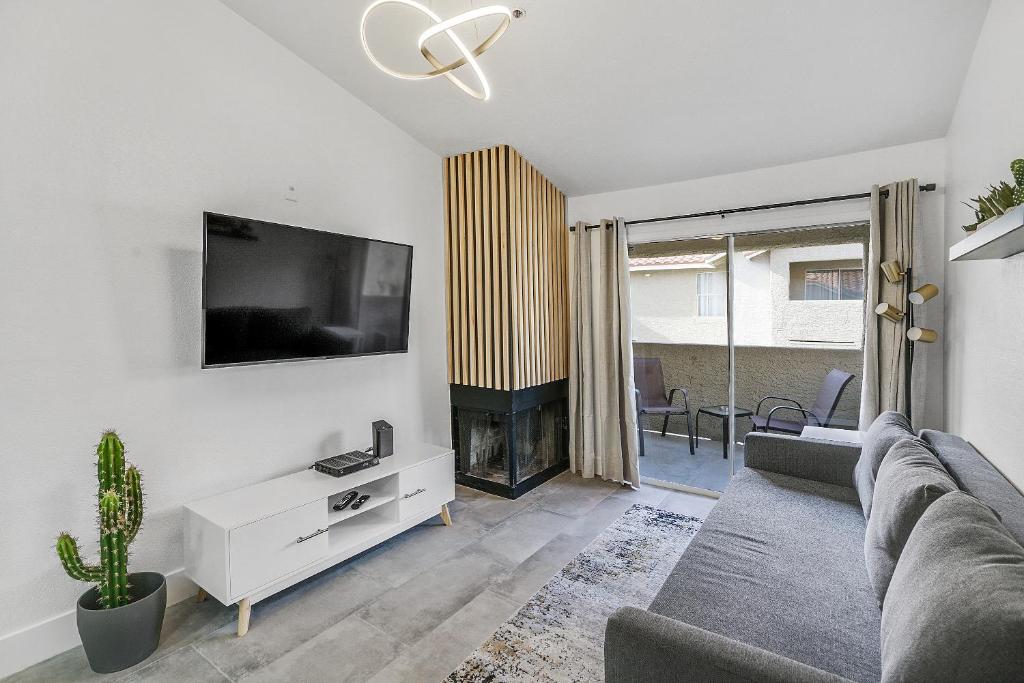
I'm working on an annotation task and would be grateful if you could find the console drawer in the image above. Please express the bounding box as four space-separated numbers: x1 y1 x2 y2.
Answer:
398 452 455 521
229 499 327 597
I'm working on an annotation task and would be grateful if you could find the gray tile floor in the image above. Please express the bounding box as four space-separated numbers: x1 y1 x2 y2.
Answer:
639 431 746 492
8 473 717 683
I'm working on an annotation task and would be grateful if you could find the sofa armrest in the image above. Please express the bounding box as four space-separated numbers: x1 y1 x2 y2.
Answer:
743 433 860 488
605 607 849 683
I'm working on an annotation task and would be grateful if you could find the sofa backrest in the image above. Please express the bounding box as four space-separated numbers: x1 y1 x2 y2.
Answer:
920 429 1024 546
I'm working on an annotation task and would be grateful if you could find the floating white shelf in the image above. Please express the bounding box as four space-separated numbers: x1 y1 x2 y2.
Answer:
949 205 1024 261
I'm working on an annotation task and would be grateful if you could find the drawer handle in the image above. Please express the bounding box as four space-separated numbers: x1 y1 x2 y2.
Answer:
296 528 328 544
402 488 426 499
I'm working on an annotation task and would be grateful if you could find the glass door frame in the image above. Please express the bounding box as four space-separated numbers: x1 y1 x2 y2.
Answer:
637 222 869 494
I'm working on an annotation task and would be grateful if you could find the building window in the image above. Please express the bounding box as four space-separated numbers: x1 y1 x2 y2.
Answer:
804 268 864 300
697 271 726 316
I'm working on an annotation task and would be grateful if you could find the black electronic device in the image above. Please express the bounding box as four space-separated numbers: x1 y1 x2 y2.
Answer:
332 491 359 511
351 494 371 510
373 420 393 458
202 212 413 368
314 451 379 478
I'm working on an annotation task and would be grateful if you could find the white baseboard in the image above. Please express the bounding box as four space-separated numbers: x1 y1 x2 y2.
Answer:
0 568 197 679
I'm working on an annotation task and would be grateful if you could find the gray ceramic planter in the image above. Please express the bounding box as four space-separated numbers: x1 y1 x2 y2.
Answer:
76 572 166 673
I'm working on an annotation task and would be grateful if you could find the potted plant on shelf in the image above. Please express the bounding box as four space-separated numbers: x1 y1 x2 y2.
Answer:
55 430 166 673
961 158 1024 232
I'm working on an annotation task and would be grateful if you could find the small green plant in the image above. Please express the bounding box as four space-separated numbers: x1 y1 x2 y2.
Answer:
56 431 144 608
1012 159 1024 206
963 158 1024 232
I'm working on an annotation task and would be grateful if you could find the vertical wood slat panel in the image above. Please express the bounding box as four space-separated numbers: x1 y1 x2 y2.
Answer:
466 153 477 387
489 146 502 390
512 152 528 393
443 158 454 383
443 146 568 390
537 167 545 385
480 150 492 388
557 191 566 379
557 185 565 379
534 167 544 385
526 163 537 387
544 177 552 384
544 176 553 383
554 181 561 379
498 146 509 390
512 153 523 389
458 156 468 387
506 149 516 389
474 151 485 386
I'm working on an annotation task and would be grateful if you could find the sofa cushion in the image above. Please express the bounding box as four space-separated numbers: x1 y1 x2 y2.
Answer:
854 411 914 518
864 438 957 606
649 469 880 682
919 429 1024 546
881 491 1024 682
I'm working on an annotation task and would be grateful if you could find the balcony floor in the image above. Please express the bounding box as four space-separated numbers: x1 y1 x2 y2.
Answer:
639 431 746 493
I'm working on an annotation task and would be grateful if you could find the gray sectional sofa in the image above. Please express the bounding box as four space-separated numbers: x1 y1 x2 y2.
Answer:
605 422 1024 682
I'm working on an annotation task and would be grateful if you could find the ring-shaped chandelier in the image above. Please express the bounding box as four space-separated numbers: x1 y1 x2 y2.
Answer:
359 0 513 101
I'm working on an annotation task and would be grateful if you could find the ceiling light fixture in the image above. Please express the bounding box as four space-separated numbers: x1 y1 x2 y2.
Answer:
359 0 514 101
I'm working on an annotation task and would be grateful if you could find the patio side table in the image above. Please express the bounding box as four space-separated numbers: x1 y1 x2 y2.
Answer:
696 405 754 459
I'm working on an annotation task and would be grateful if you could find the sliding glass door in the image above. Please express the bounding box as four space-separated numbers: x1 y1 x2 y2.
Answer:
630 224 868 493
629 235 732 492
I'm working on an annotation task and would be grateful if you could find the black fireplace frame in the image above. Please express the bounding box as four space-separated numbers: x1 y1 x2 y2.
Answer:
450 379 569 499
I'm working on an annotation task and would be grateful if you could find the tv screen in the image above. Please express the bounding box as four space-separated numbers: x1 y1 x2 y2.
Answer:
202 212 413 367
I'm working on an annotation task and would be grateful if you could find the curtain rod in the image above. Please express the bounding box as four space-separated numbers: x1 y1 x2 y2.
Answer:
569 183 937 231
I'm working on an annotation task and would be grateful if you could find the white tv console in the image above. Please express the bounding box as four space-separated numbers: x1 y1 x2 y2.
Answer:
183 443 455 635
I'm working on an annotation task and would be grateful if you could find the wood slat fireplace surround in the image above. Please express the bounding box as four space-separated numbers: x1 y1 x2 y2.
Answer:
443 145 570 497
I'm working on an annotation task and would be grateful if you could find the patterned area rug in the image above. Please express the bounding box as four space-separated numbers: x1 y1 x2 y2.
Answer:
447 504 703 682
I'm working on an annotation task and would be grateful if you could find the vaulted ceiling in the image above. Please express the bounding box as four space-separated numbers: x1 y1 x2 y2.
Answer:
221 0 989 196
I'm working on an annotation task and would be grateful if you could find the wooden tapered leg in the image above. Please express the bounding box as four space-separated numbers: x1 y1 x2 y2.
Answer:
237 597 251 637
196 588 208 603
440 503 453 527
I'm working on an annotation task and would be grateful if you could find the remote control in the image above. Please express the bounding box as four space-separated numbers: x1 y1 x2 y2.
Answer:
333 491 359 511
351 494 371 510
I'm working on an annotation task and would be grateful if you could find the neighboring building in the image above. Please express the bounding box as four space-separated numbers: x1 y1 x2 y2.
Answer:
629 243 865 349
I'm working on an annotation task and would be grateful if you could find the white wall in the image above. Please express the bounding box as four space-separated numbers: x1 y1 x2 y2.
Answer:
0 1 448 674
568 140 947 430
943 0 1024 489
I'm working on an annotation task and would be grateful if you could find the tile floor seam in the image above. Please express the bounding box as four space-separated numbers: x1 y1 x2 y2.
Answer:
106 637 192 682
190 644 235 683
479 587 528 612
352 614 414 650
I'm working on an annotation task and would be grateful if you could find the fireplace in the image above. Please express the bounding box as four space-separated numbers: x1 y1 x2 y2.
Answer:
451 380 569 499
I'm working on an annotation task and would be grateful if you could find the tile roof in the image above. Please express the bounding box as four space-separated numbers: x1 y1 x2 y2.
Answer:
629 254 714 266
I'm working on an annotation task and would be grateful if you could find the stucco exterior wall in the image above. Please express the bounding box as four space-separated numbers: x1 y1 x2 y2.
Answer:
630 267 726 345
770 244 864 347
630 244 864 349
634 342 862 440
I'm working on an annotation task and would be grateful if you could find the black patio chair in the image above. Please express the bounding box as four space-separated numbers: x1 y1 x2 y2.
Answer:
751 368 856 435
633 357 695 456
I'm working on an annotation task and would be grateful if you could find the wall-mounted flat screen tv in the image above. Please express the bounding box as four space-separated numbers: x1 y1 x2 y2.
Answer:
202 212 413 368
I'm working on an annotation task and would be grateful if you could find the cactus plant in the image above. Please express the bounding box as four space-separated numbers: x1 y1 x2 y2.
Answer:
56 431 144 608
1012 158 1024 206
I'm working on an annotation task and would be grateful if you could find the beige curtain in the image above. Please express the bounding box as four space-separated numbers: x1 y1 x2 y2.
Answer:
569 218 640 487
860 179 919 428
